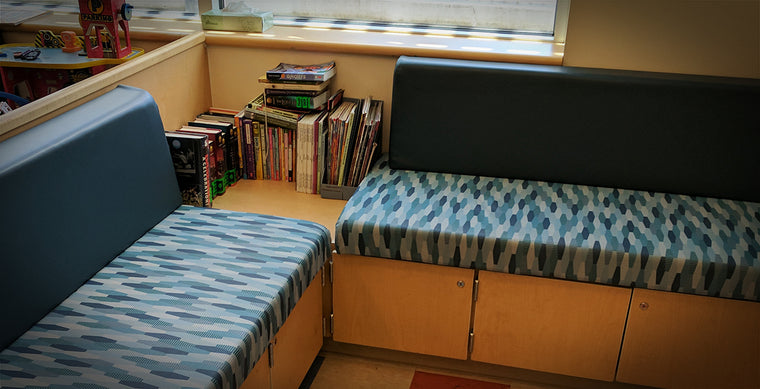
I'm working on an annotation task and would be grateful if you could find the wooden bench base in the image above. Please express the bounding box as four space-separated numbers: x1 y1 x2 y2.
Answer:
330 254 760 389
242 268 325 389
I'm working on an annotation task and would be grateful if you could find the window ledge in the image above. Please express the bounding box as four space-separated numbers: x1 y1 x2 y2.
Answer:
1 10 563 65
204 25 563 65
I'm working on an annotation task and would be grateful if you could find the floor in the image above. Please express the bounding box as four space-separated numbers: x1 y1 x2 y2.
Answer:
305 347 653 389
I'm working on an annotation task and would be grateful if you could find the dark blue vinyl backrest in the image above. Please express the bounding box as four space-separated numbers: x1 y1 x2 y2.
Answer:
0 85 181 350
389 56 760 203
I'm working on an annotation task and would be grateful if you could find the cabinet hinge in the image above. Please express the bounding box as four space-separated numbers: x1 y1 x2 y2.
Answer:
473 278 479 302
329 258 334 284
468 332 474 354
330 313 335 335
321 266 325 287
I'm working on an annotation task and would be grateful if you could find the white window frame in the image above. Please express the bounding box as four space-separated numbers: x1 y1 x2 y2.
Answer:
215 0 570 42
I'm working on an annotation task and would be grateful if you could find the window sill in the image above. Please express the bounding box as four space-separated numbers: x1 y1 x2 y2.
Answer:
205 26 563 65
1 11 563 65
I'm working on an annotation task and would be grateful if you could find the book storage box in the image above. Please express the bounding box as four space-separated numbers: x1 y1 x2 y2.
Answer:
201 9 273 32
320 184 357 200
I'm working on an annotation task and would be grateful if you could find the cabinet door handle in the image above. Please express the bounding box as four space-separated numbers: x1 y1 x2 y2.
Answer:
639 302 649 311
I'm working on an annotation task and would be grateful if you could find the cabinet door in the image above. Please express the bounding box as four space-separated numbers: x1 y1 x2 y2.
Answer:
240 348 270 389
471 272 631 381
332 254 474 359
270 269 324 389
617 289 760 389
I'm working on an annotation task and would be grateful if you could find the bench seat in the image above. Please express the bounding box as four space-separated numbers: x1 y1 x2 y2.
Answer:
336 156 760 302
1 206 331 389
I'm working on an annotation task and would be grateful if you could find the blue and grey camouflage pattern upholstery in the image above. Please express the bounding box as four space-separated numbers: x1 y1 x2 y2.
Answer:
336 156 760 302
1 206 331 389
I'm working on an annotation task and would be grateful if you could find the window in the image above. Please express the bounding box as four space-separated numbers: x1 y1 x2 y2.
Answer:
6 1 199 16
8 0 568 41
224 0 568 39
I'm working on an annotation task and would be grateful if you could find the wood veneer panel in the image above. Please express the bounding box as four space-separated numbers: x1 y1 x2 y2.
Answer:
271 269 324 389
240 348 270 389
471 272 630 381
617 289 760 389
332 254 474 360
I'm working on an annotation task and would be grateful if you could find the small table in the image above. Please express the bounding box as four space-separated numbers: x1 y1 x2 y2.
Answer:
0 43 143 103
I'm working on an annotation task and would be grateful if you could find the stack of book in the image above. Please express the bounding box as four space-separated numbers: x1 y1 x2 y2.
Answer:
165 131 210 208
190 59 383 198
165 108 243 207
242 61 339 193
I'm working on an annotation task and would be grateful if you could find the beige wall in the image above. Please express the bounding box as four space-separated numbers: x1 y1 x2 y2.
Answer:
563 0 760 78
123 42 212 132
206 45 397 151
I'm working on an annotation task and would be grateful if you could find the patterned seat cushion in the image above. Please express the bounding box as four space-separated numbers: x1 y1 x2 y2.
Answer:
0 206 331 389
336 156 760 302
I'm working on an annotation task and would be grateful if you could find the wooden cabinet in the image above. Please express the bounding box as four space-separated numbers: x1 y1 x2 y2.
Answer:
240 269 324 389
470 271 631 382
616 289 760 389
332 254 474 359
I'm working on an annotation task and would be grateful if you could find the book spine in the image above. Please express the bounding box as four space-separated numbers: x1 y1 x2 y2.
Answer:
253 121 263 180
243 118 255 179
260 122 269 180
275 127 281 181
248 111 298 131
227 125 239 185
248 95 307 120
287 129 293 182
239 117 248 179
266 94 325 110
267 72 327 82
235 112 245 180
202 141 211 207
267 126 274 180
283 128 288 182
264 88 322 97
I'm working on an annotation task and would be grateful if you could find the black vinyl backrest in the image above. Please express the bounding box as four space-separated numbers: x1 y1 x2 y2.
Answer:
0 86 182 350
389 56 760 203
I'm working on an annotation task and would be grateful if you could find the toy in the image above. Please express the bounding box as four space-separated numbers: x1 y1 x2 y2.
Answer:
61 31 82 53
77 0 134 59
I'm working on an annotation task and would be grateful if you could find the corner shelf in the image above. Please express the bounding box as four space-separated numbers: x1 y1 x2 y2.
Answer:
212 178 347 237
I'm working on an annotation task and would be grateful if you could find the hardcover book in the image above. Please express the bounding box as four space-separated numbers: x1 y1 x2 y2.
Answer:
241 118 256 179
265 61 336 82
188 119 238 186
265 89 330 110
248 94 310 119
258 76 332 92
177 126 226 198
165 132 211 207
